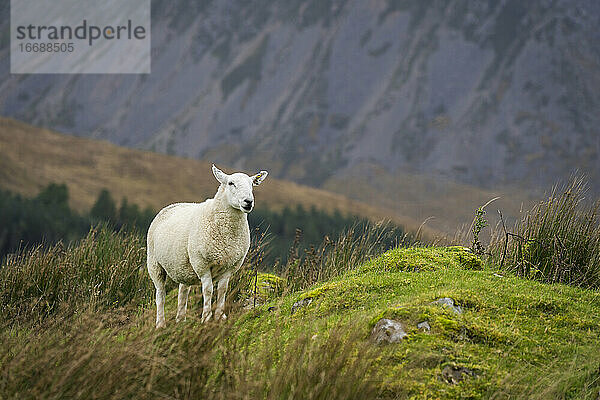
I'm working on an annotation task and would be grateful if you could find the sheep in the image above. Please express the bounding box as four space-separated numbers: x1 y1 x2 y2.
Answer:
147 164 268 328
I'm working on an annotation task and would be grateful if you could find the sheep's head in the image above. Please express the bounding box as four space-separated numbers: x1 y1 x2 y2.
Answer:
212 164 268 213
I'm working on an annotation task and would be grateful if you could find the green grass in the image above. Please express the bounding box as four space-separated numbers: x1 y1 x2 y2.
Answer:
1 227 599 399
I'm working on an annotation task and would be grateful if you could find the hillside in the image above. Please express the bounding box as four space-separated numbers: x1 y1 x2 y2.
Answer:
0 0 599 191
1 228 598 399
235 247 600 398
1 117 537 235
0 117 435 236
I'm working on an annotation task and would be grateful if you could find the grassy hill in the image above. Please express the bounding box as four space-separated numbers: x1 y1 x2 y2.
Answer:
0 117 439 238
1 227 598 399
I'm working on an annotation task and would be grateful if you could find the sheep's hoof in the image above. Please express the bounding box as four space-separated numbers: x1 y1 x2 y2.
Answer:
201 312 213 323
156 320 166 329
175 314 186 323
215 311 227 321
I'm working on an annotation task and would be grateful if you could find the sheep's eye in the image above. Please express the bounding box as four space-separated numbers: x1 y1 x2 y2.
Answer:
228 182 235 187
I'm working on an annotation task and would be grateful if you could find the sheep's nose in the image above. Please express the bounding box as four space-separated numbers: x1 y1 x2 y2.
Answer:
244 199 253 206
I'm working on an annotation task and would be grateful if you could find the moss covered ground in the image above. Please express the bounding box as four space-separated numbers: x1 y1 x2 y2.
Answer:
234 247 600 399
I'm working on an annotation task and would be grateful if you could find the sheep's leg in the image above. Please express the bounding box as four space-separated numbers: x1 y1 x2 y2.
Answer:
148 254 167 328
175 283 191 323
214 272 232 321
200 271 214 323
155 284 166 328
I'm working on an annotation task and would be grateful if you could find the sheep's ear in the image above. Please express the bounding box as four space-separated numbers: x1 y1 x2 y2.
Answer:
252 170 268 186
212 164 228 185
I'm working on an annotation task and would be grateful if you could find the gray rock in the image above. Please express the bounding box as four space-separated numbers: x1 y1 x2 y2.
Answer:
417 321 431 332
291 298 313 314
242 297 262 310
433 297 463 314
441 365 475 384
371 318 407 344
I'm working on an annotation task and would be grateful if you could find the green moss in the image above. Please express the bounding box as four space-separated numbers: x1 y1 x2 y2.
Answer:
359 246 483 273
434 316 461 333
445 246 484 270
256 272 284 298
298 280 341 301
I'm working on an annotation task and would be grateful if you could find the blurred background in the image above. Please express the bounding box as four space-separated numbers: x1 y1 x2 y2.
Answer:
0 0 599 262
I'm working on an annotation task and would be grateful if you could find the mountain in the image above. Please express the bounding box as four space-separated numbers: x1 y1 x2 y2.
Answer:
1 0 598 192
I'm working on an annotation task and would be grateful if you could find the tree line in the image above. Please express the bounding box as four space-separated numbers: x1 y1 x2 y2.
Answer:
0 184 154 261
0 183 406 266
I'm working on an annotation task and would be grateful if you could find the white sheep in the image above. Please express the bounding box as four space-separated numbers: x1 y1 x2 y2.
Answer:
147 164 268 328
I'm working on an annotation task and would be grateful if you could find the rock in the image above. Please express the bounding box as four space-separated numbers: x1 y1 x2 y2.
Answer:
433 297 463 314
242 302 275 312
371 318 408 344
291 297 313 314
417 321 431 332
441 365 475 384
242 297 263 310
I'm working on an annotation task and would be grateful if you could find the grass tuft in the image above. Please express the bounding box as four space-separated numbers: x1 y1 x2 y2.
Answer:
282 221 412 292
490 176 600 288
0 224 150 327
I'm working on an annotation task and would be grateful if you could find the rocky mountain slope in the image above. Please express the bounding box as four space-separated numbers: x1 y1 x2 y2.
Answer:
1 0 598 191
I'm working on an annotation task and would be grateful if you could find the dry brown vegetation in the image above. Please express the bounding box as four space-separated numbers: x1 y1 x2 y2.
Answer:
324 163 536 235
0 117 437 237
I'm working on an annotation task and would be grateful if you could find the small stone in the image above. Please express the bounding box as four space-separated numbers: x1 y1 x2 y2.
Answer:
433 297 463 314
371 318 407 344
441 365 475 384
417 321 431 332
242 297 263 310
291 297 313 314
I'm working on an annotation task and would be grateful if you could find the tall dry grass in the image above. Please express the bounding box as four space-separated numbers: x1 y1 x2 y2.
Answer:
0 224 150 326
281 221 413 292
489 176 600 288
0 309 379 399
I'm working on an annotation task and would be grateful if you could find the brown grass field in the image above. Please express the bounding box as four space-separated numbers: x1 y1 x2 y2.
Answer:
0 117 442 237
324 164 537 236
